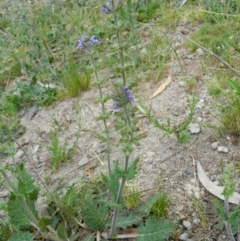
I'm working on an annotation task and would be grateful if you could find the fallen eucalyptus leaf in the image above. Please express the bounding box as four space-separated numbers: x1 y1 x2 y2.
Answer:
197 161 240 204
149 75 171 99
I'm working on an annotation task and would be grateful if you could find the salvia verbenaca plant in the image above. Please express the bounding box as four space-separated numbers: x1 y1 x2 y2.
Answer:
75 0 175 239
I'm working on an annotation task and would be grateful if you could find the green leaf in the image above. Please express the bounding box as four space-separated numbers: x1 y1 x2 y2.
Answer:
213 199 227 221
82 233 95 241
57 224 68 239
108 166 120 201
137 217 175 241
228 79 240 95
82 202 105 231
105 212 142 229
38 216 51 230
228 204 240 235
8 231 34 241
126 158 139 180
63 187 77 205
8 194 32 229
17 163 39 200
222 164 235 198
115 158 139 180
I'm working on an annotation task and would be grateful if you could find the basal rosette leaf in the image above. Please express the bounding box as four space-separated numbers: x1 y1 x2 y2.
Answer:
17 163 39 200
82 201 105 231
137 217 175 241
8 193 38 229
105 212 143 229
8 231 34 241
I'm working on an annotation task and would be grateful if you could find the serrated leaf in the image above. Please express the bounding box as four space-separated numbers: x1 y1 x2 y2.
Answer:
38 216 50 230
64 187 77 205
17 163 39 200
82 202 105 231
8 231 34 241
8 194 32 229
115 158 139 180
109 166 120 201
126 158 139 180
105 213 142 229
100 199 122 210
57 224 68 239
81 233 95 241
137 217 175 241
228 204 240 235
213 199 226 221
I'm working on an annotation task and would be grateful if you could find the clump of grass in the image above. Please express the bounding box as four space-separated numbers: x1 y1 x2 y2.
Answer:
207 79 223 96
47 130 78 171
219 95 240 136
186 77 197 94
58 61 91 99
149 192 170 219
123 185 141 209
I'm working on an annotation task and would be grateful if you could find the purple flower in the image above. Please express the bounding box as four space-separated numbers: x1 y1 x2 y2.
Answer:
89 35 98 46
112 86 134 110
124 86 134 102
78 35 98 49
101 7 108 14
102 0 115 14
80 35 87 42
113 103 120 110
78 40 84 49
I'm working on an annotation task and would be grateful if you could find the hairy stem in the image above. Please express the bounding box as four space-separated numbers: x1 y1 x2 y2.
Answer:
224 197 235 241
112 2 126 86
109 106 133 238
90 53 111 174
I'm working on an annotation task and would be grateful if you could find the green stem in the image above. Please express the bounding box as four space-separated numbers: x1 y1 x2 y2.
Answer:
109 106 133 238
90 53 111 174
112 4 126 86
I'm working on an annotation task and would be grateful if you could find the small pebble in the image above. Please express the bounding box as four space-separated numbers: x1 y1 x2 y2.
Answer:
196 48 204 56
211 142 219 150
183 220 192 229
193 218 201 225
179 81 186 87
217 146 228 153
188 123 201 134
179 232 189 240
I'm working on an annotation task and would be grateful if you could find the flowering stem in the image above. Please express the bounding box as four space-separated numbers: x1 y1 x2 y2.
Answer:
112 3 126 86
90 53 112 174
109 106 133 238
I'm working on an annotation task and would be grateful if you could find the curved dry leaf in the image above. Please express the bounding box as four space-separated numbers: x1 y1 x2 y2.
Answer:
149 75 171 99
197 161 240 204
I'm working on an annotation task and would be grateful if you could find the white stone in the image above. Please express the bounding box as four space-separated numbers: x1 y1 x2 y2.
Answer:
211 142 219 150
14 150 24 162
193 218 201 225
179 81 186 87
196 48 204 56
217 146 228 153
183 220 192 229
188 123 201 134
179 232 189 240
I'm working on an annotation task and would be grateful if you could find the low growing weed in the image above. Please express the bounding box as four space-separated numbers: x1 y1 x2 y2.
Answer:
47 130 78 171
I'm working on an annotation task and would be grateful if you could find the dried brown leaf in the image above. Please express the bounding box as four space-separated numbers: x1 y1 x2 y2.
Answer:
149 75 171 99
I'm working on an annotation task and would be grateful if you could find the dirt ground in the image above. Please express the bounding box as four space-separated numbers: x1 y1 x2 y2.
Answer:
1 26 240 241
